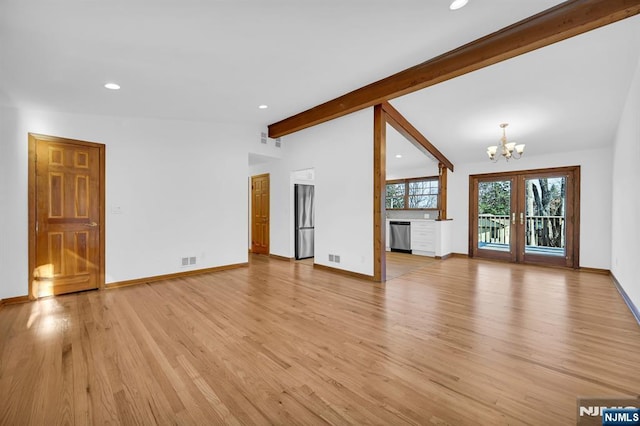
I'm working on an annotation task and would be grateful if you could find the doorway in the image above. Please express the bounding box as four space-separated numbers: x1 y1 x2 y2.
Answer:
250 173 270 255
469 166 580 268
28 133 105 298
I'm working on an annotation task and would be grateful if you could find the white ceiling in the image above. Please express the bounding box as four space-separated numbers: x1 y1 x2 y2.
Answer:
386 124 438 179
390 14 640 164
1 0 639 166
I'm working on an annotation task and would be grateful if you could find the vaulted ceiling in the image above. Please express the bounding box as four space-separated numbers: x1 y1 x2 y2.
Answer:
1 0 639 165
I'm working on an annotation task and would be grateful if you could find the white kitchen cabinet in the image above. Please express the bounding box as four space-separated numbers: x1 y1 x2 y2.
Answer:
385 218 452 258
410 220 435 255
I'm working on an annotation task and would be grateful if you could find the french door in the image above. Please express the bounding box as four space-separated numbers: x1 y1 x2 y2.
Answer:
470 166 580 268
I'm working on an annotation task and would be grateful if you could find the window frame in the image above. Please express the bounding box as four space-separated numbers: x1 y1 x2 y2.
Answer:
386 175 440 211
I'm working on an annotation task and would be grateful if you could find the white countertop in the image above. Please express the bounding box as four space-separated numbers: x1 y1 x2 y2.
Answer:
386 218 435 222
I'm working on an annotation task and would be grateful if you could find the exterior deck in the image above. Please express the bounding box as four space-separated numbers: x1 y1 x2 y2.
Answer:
478 214 565 256
478 242 565 256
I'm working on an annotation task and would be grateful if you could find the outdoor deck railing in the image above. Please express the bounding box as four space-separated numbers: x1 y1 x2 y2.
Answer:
478 214 565 248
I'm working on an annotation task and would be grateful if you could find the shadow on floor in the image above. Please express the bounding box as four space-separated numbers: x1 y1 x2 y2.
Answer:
385 251 437 280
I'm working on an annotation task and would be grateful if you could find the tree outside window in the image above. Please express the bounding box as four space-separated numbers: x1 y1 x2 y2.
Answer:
385 183 405 209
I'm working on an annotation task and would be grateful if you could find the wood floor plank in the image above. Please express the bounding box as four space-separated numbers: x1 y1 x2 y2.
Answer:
1 254 639 425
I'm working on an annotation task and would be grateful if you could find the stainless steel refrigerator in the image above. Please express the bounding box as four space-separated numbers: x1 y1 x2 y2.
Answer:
295 184 314 260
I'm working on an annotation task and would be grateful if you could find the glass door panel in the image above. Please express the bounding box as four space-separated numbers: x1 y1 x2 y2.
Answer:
523 177 566 258
477 180 512 253
473 178 516 262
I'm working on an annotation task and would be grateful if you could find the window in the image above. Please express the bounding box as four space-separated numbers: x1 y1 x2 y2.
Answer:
385 183 405 209
409 179 438 208
386 177 439 210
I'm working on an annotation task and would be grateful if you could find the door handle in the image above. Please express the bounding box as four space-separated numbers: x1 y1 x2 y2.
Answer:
84 221 98 227
512 213 515 225
520 213 524 225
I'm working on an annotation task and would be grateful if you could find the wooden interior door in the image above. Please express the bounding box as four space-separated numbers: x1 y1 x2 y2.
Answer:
251 174 270 255
29 134 105 297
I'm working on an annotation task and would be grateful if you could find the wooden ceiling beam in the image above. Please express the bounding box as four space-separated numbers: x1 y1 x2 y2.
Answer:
268 0 640 138
381 102 454 172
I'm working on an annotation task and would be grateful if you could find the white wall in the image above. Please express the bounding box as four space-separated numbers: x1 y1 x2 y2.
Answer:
447 147 613 269
248 159 287 256
251 108 612 274
386 161 439 181
250 109 374 276
1 100 622 299
611 56 640 309
0 108 22 298
247 132 288 249
0 107 251 298
249 131 286 160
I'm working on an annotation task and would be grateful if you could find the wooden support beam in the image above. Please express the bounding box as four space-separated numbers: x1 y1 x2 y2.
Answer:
373 104 386 282
381 101 454 172
439 163 448 220
373 102 452 281
269 0 640 138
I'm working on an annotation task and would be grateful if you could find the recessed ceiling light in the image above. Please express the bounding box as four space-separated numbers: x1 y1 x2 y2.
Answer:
104 83 120 90
450 0 468 10
258 104 268 109
395 154 402 159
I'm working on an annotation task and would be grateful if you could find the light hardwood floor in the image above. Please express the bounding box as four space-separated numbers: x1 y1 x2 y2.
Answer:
1 255 639 425
385 251 437 280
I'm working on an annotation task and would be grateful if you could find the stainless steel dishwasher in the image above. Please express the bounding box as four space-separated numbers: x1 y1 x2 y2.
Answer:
389 221 411 253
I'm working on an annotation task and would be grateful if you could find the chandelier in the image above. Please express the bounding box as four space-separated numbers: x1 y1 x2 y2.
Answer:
487 123 525 161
